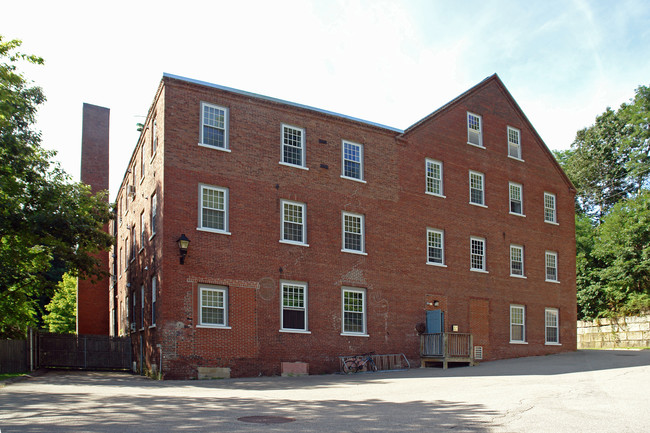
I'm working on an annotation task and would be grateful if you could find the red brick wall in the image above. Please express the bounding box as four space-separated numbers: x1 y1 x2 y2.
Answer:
112 75 576 378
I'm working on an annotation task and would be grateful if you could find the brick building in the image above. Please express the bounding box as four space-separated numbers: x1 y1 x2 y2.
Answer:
108 73 576 379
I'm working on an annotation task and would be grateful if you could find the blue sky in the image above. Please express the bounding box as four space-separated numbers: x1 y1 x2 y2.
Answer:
2 0 650 199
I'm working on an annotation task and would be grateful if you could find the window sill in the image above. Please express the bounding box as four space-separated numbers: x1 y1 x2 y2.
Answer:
509 212 526 217
340 332 369 338
545 279 561 284
469 202 488 209
510 341 528 345
279 240 309 247
468 142 485 149
140 176 145 185
148 233 156 241
196 227 231 235
148 325 156 329
198 143 231 152
508 155 524 162
545 342 562 346
149 151 157 164
279 329 311 334
139 327 145 332
196 325 232 329
341 249 368 256
510 274 527 279
470 269 489 274
139 247 144 254
279 161 309 171
340 175 366 184
426 262 447 268
545 220 559 226
425 191 446 198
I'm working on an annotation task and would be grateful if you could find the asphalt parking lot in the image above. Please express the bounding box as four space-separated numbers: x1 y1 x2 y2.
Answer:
1 349 649 432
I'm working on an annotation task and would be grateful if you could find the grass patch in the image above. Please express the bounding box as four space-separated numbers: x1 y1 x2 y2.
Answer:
0 372 28 381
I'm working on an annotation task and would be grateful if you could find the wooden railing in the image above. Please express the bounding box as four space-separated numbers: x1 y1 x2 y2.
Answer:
420 333 473 359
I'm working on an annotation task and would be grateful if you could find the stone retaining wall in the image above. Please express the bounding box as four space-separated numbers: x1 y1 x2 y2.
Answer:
577 315 650 349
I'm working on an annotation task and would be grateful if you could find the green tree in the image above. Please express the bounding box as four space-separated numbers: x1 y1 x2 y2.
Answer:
0 36 113 338
42 272 77 334
593 191 650 316
556 85 650 219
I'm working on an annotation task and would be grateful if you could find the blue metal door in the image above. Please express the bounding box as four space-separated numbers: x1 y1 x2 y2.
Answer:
426 310 444 334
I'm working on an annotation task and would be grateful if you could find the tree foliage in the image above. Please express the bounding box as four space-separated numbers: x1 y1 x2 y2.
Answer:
0 36 113 338
42 272 77 334
557 84 650 319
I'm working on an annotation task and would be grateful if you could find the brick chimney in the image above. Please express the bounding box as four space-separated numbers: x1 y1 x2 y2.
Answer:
77 103 110 335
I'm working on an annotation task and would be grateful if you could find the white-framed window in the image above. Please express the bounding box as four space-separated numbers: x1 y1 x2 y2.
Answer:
342 140 364 181
507 126 521 159
199 102 229 150
545 308 560 344
469 171 485 206
281 281 308 332
545 251 559 282
510 304 526 343
150 192 157 236
467 112 483 147
140 211 145 250
151 276 157 326
140 143 145 181
426 159 444 197
510 244 525 277
281 200 307 246
199 285 228 327
470 236 486 272
130 226 136 261
544 192 557 224
427 228 445 266
140 285 144 329
151 118 158 156
509 182 524 215
342 287 367 335
281 124 306 168
342 212 365 254
198 184 229 234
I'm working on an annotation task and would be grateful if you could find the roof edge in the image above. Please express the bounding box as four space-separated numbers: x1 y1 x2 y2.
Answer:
163 73 404 134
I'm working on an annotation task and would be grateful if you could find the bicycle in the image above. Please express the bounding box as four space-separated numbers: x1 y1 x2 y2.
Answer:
343 352 378 373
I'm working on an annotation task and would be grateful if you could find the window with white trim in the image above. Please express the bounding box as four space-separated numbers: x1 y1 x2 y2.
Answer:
508 126 521 159
281 281 307 332
150 192 157 236
281 200 307 245
467 112 483 147
281 124 305 167
200 102 228 149
140 211 145 249
545 308 559 344
130 226 136 261
510 244 524 277
426 159 444 196
470 237 486 271
199 184 229 233
152 118 158 156
427 228 445 265
545 251 558 282
544 192 557 223
509 182 524 215
342 141 363 181
342 212 365 253
140 144 145 181
199 285 228 327
140 285 144 329
510 304 526 343
469 171 485 206
151 276 157 326
342 287 366 335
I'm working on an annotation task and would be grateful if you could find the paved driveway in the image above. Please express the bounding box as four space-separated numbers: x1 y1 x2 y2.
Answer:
1 350 649 432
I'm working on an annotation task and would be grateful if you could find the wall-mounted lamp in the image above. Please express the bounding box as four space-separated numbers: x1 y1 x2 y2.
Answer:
177 234 190 264
433 300 440 307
